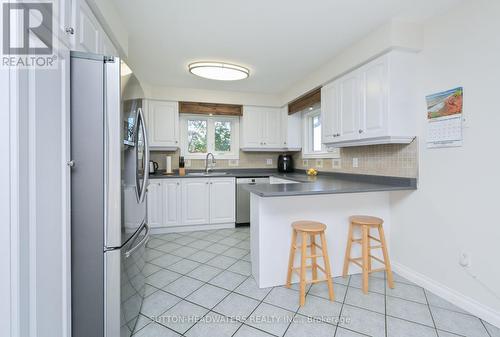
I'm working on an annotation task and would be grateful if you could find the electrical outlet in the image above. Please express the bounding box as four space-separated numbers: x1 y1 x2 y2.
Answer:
185 159 191 168
302 160 308 167
332 159 341 169
315 159 323 168
459 251 471 268
228 159 239 167
352 158 359 168
266 158 273 165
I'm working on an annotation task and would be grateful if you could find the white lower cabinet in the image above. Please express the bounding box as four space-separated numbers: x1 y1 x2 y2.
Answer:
148 177 235 230
209 178 236 223
163 180 181 226
147 181 164 228
181 179 210 225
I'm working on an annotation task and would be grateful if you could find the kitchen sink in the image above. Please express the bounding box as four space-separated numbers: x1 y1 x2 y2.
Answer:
186 172 231 176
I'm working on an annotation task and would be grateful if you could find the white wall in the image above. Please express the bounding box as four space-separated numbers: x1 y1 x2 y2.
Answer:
139 20 424 108
146 85 283 107
390 0 500 326
280 20 423 104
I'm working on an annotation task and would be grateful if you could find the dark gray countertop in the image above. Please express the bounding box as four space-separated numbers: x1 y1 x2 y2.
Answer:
149 168 278 179
245 171 417 197
149 169 417 197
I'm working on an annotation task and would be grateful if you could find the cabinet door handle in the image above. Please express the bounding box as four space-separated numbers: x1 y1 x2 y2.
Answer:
65 27 74 35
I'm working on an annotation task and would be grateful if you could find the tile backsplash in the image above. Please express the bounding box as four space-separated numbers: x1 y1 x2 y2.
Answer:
293 138 418 178
150 150 282 170
150 138 418 178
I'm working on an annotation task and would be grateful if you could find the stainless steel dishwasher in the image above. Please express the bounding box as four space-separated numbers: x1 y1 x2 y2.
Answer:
236 177 270 225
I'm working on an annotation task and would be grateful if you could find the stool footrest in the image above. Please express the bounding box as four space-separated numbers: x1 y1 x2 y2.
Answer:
292 243 322 250
310 278 328 284
368 235 381 242
306 254 323 258
291 264 328 276
370 255 385 264
370 267 386 273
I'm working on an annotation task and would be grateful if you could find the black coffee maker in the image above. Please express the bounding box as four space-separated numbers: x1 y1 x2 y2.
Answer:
277 154 294 173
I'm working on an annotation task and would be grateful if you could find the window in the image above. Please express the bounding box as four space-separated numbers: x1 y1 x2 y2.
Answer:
180 114 239 159
302 108 338 158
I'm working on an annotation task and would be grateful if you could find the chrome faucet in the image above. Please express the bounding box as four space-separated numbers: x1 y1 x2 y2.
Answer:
205 152 216 173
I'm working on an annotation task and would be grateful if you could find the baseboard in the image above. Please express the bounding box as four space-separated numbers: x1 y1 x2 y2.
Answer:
392 261 500 328
150 223 235 234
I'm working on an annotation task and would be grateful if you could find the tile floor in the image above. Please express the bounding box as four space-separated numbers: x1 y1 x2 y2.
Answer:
134 226 499 337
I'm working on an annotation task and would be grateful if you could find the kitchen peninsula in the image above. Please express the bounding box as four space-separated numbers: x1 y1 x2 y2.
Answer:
245 172 416 288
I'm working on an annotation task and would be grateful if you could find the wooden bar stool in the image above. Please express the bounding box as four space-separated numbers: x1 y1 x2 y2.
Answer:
342 215 394 294
286 221 335 306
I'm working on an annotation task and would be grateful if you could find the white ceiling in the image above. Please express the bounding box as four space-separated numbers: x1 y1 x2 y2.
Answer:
113 0 460 95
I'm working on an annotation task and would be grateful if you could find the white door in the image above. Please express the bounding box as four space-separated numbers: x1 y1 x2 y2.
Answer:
147 182 163 228
337 74 360 142
263 108 283 148
147 100 179 148
359 57 388 138
209 178 236 224
241 106 264 148
285 108 302 149
74 0 100 53
55 0 73 46
163 180 181 226
321 82 339 143
181 179 210 225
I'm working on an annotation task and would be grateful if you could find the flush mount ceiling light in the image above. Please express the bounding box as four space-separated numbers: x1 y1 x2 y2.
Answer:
188 62 249 81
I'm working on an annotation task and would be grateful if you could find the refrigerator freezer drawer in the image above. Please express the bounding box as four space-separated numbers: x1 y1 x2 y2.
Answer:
105 222 148 337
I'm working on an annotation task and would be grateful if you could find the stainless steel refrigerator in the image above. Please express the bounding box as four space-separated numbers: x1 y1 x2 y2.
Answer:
70 52 150 337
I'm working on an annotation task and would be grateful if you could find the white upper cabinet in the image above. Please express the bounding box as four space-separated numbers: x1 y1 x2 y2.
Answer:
282 106 302 151
73 0 100 53
240 106 294 151
72 0 118 56
337 73 361 142
241 106 263 148
322 51 416 147
359 56 388 139
263 108 283 148
321 82 338 144
144 100 179 150
209 178 236 224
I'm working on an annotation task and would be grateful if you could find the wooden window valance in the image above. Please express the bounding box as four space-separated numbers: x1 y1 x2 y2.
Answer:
288 87 321 115
179 101 243 116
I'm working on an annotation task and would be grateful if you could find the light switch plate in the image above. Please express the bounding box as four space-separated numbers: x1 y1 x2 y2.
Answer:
315 159 323 168
266 158 273 165
352 158 359 168
228 159 239 167
332 159 341 169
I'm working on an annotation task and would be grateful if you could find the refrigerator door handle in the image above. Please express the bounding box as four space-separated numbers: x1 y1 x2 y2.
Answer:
125 221 150 258
137 107 150 203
